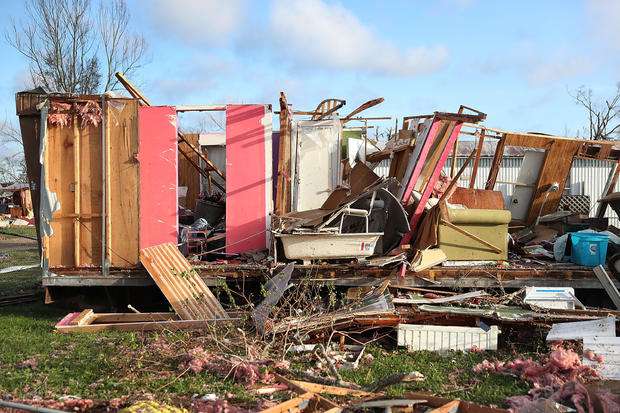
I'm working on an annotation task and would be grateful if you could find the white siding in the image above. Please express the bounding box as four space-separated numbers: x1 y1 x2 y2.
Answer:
372 156 619 226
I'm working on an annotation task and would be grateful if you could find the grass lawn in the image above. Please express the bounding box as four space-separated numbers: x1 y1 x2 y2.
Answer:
0 298 535 409
0 245 536 410
0 249 41 294
0 226 37 238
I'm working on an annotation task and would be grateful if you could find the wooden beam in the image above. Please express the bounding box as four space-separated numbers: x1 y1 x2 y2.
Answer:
485 134 505 190
469 129 485 188
276 92 291 215
341 98 384 124
115 72 226 182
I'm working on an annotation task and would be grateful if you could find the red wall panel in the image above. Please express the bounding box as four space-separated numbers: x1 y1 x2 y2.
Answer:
226 105 272 253
138 106 178 249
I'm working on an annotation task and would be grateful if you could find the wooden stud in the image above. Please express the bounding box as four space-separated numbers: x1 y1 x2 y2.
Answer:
485 134 505 190
276 92 291 215
73 116 81 267
469 129 485 188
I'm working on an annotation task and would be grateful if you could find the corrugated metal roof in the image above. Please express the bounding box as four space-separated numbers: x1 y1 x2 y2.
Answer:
140 243 229 320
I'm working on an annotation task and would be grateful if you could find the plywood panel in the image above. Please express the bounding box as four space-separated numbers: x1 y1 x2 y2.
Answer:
178 133 201 209
226 105 272 253
140 243 228 320
525 140 580 224
139 106 178 249
78 122 103 266
106 99 140 267
46 122 76 267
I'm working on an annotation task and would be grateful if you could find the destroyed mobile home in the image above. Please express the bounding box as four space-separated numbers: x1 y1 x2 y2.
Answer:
11 73 620 412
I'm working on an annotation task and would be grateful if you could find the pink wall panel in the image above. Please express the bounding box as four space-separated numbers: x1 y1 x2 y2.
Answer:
226 105 272 253
138 106 178 249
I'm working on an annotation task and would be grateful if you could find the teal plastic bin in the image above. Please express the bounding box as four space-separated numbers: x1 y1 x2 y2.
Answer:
569 233 609 266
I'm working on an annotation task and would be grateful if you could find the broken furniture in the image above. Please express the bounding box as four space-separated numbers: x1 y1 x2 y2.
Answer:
437 208 510 260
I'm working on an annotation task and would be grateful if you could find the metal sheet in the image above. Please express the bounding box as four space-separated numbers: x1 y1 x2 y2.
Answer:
509 150 546 221
583 336 620 380
140 243 228 320
546 316 616 341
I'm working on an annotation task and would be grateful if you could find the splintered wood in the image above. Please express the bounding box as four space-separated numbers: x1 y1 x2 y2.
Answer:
140 243 229 320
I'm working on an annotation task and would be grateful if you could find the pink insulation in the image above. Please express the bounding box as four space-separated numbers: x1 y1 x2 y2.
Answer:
473 344 601 412
76 100 102 128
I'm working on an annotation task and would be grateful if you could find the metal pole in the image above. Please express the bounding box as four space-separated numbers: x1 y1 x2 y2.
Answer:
0 400 67 413
101 96 109 276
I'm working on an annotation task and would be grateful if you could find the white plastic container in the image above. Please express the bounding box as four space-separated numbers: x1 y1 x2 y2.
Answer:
524 287 576 310
276 232 382 263
397 324 500 352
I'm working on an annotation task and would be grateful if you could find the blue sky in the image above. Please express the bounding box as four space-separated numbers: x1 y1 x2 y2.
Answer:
1 0 619 145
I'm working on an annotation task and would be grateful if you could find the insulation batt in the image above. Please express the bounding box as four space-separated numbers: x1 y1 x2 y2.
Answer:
76 100 102 128
472 344 601 413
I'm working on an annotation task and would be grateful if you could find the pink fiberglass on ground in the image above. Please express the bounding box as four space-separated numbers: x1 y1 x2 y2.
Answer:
225 105 271 253
138 106 178 249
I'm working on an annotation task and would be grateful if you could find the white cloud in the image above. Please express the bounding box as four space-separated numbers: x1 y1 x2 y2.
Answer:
268 0 449 77
154 53 239 102
529 54 597 86
146 0 248 46
587 0 620 50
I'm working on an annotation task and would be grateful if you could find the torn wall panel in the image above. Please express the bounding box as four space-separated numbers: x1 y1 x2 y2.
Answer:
225 105 272 253
139 106 178 250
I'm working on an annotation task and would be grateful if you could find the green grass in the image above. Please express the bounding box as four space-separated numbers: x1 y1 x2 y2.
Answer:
0 302 252 407
0 250 535 409
0 249 41 295
0 226 37 238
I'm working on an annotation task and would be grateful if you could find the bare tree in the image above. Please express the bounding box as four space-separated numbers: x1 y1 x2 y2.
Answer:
7 0 147 94
98 0 148 91
0 121 27 183
570 84 620 140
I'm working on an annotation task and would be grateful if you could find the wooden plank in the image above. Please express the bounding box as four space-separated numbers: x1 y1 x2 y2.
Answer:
93 312 179 323
484 135 505 190
178 133 201 210
469 130 485 188
276 92 291 215
402 121 464 244
78 117 103 266
259 393 314 413
140 242 229 320
57 318 229 333
415 120 453 192
405 392 509 413
289 380 372 397
46 120 76 267
69 309 94 326
398 117 439 202
107 98 140 266
429 400 460 413
448 188 505 210
523 139 580 225
593 265 620 309
274 374 342 412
